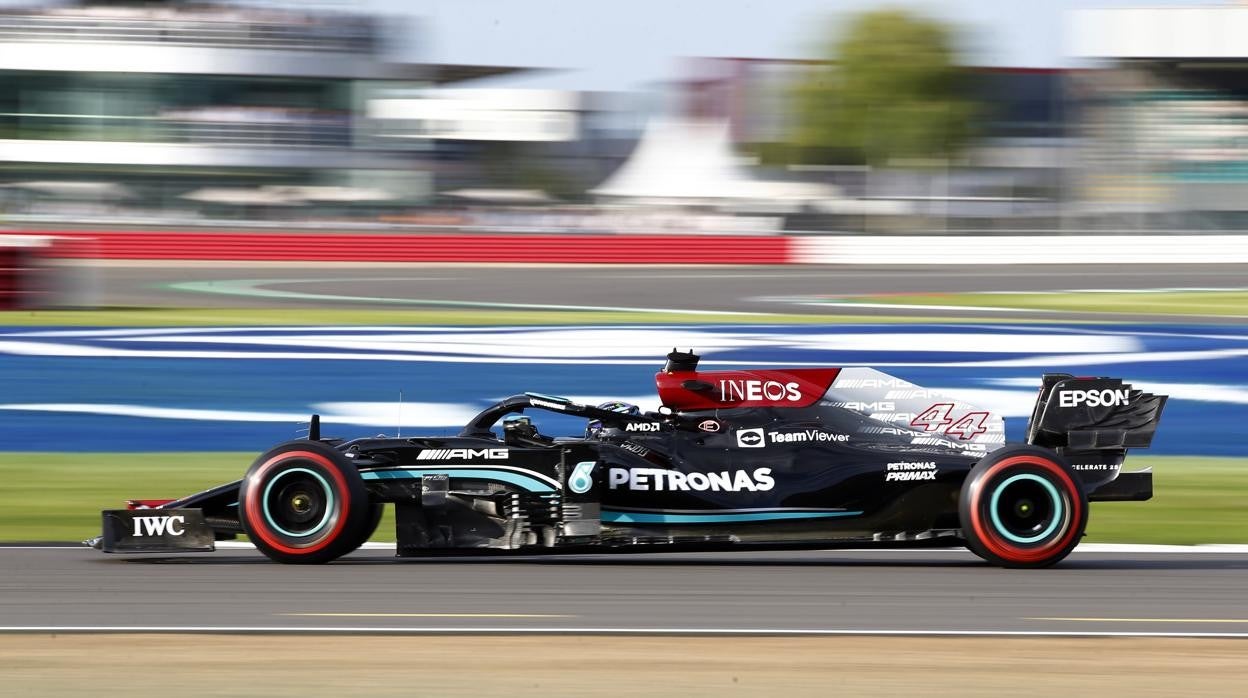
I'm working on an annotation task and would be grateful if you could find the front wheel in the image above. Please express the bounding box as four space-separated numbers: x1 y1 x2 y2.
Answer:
958 445 1088 568
239 441 375 564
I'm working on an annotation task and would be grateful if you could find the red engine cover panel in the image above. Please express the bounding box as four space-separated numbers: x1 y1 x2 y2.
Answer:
126 499 176 510
655 368 841 410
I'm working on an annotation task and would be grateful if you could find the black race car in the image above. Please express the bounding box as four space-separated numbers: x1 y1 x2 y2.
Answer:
90 350 1166 568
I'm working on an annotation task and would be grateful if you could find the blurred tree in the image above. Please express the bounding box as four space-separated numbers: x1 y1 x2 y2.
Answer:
792 9 975 166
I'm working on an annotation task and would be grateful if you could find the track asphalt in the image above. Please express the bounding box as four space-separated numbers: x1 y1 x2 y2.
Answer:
4 546 1247 637
89 263 1248 320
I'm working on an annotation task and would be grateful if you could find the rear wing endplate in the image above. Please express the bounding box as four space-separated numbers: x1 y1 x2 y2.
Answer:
1026 374 1167 451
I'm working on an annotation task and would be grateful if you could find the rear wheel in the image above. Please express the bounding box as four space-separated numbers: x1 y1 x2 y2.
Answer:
959 445 1087 568
239 441 374 564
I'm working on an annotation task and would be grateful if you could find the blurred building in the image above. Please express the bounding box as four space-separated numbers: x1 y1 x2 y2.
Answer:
0 0 523 223
670 57 1073 230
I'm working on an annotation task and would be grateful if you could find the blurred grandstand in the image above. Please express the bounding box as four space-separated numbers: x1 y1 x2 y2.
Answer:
1072 5 1248 231
0 0 527 226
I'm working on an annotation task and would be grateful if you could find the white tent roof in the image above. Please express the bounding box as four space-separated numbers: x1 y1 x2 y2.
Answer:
180 188 303 206
442 188 552 203
590 119 835 204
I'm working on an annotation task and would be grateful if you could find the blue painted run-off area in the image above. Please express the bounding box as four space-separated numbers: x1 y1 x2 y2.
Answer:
0 323 1244 456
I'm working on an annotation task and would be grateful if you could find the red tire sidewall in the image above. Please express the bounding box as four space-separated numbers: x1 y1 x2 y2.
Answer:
967 453 1084 565
243 450 352 557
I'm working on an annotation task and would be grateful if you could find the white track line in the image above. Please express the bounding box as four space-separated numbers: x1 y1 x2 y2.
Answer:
2 627 1248 639
6 543 1248 553
210 542 1248 554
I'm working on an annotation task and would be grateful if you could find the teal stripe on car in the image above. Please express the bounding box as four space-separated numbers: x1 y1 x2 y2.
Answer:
601 509 863 524
361 468 555 493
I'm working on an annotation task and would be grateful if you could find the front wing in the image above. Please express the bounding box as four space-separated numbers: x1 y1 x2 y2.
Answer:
93 508 215 553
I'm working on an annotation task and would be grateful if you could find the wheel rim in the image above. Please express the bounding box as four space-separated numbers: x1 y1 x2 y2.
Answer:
988 473 1063 545
261 467 335 538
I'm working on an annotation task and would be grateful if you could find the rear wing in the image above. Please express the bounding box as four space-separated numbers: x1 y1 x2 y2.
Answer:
1026 374 1167 501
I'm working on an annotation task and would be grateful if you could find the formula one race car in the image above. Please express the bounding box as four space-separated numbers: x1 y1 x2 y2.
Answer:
90 350 1166 568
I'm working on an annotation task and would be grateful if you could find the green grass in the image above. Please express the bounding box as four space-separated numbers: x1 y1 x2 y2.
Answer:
835 290 1248 317
1084 457 1248 544
2 453 1244 545
13 291 1241 326
0 307 972 326
2 452 256 543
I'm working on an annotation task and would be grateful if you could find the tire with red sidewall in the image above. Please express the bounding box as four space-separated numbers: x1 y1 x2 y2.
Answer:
958 445 1088 569
239 440 374 564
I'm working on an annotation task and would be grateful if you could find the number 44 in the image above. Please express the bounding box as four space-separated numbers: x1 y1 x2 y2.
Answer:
910 403 989 440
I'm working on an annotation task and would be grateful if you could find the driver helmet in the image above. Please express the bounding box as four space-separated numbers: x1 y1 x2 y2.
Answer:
585 400 641 439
